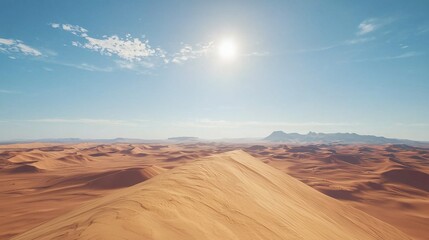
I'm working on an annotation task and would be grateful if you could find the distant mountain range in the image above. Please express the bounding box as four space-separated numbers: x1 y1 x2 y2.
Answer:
167 137 199 142
0 132 426 146
264 131 422 145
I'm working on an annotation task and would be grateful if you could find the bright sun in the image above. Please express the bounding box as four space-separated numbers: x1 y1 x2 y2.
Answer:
218 38 237 61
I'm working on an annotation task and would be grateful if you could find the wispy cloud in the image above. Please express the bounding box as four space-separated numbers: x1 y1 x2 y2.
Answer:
356 18 393 36
0 37 42 56
352 51 423 62
286 18 391 54
399 44 409 49
178 119 359 129
344 36 376 45
50 23 271 74
27 118 146 126
416 25 429 35
388 52 422 59
61 62 113 72
75 35 160 62
396 123 429 127
0 89 21 94
290 44 339 54
171 42 214 64
290 37 376 54
51 23 220 69
244 51 270 57
52 23 161 62
40 58 113 72
51 23 88 36
357 18 380 35
114 60 155 74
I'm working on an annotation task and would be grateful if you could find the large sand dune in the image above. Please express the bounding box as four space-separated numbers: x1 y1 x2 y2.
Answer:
1 142 428 239
12 150 411 240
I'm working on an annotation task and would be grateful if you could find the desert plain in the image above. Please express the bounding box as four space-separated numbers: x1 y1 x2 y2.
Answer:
0 142 428 239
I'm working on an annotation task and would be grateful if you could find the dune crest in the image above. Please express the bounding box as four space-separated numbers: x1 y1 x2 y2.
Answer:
13 150 411 240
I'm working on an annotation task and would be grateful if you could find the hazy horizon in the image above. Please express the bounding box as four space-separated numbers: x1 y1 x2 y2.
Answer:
1 1 429 141
1 130 427 143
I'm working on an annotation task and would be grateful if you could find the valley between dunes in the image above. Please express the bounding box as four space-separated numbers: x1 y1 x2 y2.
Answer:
1 142 428 239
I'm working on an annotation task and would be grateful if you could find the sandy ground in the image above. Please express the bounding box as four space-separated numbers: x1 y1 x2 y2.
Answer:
0 142 428 239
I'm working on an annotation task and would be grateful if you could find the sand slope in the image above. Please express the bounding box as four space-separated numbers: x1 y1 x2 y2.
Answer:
13 150 411 240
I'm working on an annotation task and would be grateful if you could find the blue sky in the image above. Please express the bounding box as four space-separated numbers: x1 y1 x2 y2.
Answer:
1 0 429 141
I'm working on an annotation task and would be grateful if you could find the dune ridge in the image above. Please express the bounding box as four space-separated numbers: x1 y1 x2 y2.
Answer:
13 150 411 240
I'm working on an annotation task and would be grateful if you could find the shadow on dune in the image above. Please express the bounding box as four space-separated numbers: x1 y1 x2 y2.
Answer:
382 169 429 192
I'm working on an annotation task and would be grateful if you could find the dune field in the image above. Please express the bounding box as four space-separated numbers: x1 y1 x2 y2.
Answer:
0 142 428 239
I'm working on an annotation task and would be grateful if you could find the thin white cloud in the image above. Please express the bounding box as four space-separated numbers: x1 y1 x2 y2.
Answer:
52 23 160 62
41 59 113 72
0 38 15 45
51 23 261 70
344 36 376 45
396 123 429 127
1 118 149 127
416 25 429 35
286 19 387 55
171 42 214 64
28 118 140 126
51 23 88 36
290 44 338 53
0 89 20 94
356 18 393 36
289 37 376 54
178 119 359 129
0 37 42 56
77 35 156 61
70 63 113 72
115 59 154 72
244 51 270 57
357 18 379 35
352 51 423 62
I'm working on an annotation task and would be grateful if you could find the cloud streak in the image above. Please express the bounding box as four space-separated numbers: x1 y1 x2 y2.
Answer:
38 58 113 72
171 42 214 64
27 118 146 126
396 123 429 127
178 119 359 129
344 36 376 45
0 89 21 94
57 62 113 72
289 44 339 54
0 37 42 56
351 51 423 62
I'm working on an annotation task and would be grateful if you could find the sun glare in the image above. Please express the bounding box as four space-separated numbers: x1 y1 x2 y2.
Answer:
218 38 237 61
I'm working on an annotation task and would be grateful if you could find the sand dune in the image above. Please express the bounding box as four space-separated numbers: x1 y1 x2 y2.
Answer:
250 144 429 240
1 142 428 239
86 166 165 189
7 150 62 164
13 150 411 240
9 164 42 174
381 168 429 192
30 155 91 170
